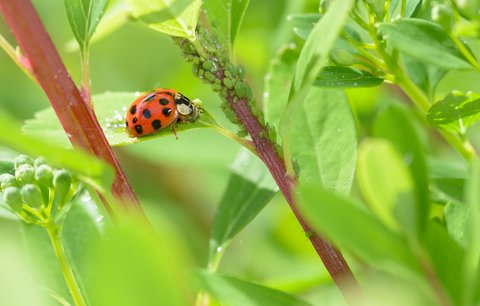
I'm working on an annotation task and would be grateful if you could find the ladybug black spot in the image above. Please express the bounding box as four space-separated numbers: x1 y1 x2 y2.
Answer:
159 98 169 105
143 93 156 103
132 117 138 124
162 108 172 117
134 125 143 134
143 109 151 118
152 120 162 130
130 105 137 115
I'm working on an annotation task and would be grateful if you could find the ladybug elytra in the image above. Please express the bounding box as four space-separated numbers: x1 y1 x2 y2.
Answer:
125 88 200 137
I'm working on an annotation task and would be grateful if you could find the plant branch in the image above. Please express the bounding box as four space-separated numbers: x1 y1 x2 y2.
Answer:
180 34 360 300
0 0 144 214
47 223 87 306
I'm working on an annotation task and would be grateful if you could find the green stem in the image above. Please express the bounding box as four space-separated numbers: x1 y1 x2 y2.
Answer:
47 223 87 306
0 34 36 83
191 38 209 59
450 34 480 72
210 125 256 155
80 47 92 108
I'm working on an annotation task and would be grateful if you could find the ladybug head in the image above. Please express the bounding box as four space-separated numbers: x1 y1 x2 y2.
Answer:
174 93 201 123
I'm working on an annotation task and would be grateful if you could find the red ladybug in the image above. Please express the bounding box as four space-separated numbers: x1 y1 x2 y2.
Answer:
125 88 200 137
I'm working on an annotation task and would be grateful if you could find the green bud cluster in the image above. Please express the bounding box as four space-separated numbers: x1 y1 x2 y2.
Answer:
0 155 78 225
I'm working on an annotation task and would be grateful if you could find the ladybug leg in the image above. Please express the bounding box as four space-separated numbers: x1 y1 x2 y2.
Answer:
172 124 179 140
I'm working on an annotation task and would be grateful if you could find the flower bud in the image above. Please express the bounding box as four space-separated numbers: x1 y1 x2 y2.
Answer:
432 4 454 32
14 155 34 169
53 170 72 205
35 164 53 187
0 160 14 175
3 187 23 211
21 184 44 209
34 157 48 168
0 173 18 190
455 0 480 20
15 164 35 185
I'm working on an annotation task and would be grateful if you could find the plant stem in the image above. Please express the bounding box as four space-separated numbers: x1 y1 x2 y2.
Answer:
0 0 144 214
0 34 36 83
450 34 480 72
47 223 87 306
80 47 92 108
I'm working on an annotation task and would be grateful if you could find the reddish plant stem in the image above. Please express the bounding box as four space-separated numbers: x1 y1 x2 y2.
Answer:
230 99 359 294
0 0 141 214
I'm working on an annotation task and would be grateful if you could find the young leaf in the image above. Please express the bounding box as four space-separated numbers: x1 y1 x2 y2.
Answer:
288 13 320 40
209 149 277 267
86 219 190 306
64 0 108 51
357 139 416 233
0 114 113 191
402 55 446 99
427 91 480 135
373 103 429 237
444 202 468 247
463 158 480 305
292 0 354 92
203 0 251 51
389 0 423 18
197 271 313 306
379 19 471 70
264 44 299 133
126 0 201 40
289 88 356 194
315 66 384 88
425 221 465 305
22 92 219 147
298 183 418 269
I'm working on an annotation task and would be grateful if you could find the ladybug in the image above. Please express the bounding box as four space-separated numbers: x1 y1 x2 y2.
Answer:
125 88 200 137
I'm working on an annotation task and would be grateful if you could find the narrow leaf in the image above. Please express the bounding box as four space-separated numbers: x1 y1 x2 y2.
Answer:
379 18 471 70
298 183 418 269
357 139 416 233
198 272 313 306
209 149 277 265
64 0 108 51
314 66 384 88
289 88 356 194
264 44 299 133
427 91 480 135
374 103 429 237
203 0 251 51
127 0 201 40
288 13 320 40
293 0 354 92
22 92 219 147
444 202 468 247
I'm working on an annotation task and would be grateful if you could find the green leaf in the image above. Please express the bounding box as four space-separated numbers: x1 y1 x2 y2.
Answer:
314 66 384 88
379 18 471 70
264 44 299 134
87 220 190 306
292 0 354 92
403 55 446 99
289 88 356 194
203 0 251 51
0 114 113 191
288 13 320 40
463 157 480 305
427 91 480 135
431 178 465 205
357 139 416 233
64 0 108 51
197 272 313 306
298 183 418 269
373 103 429 237
444 202 468 247
23 92 219 147
209 149 277 267
389 0 423 18
126 0 201 40
425 221 465 305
